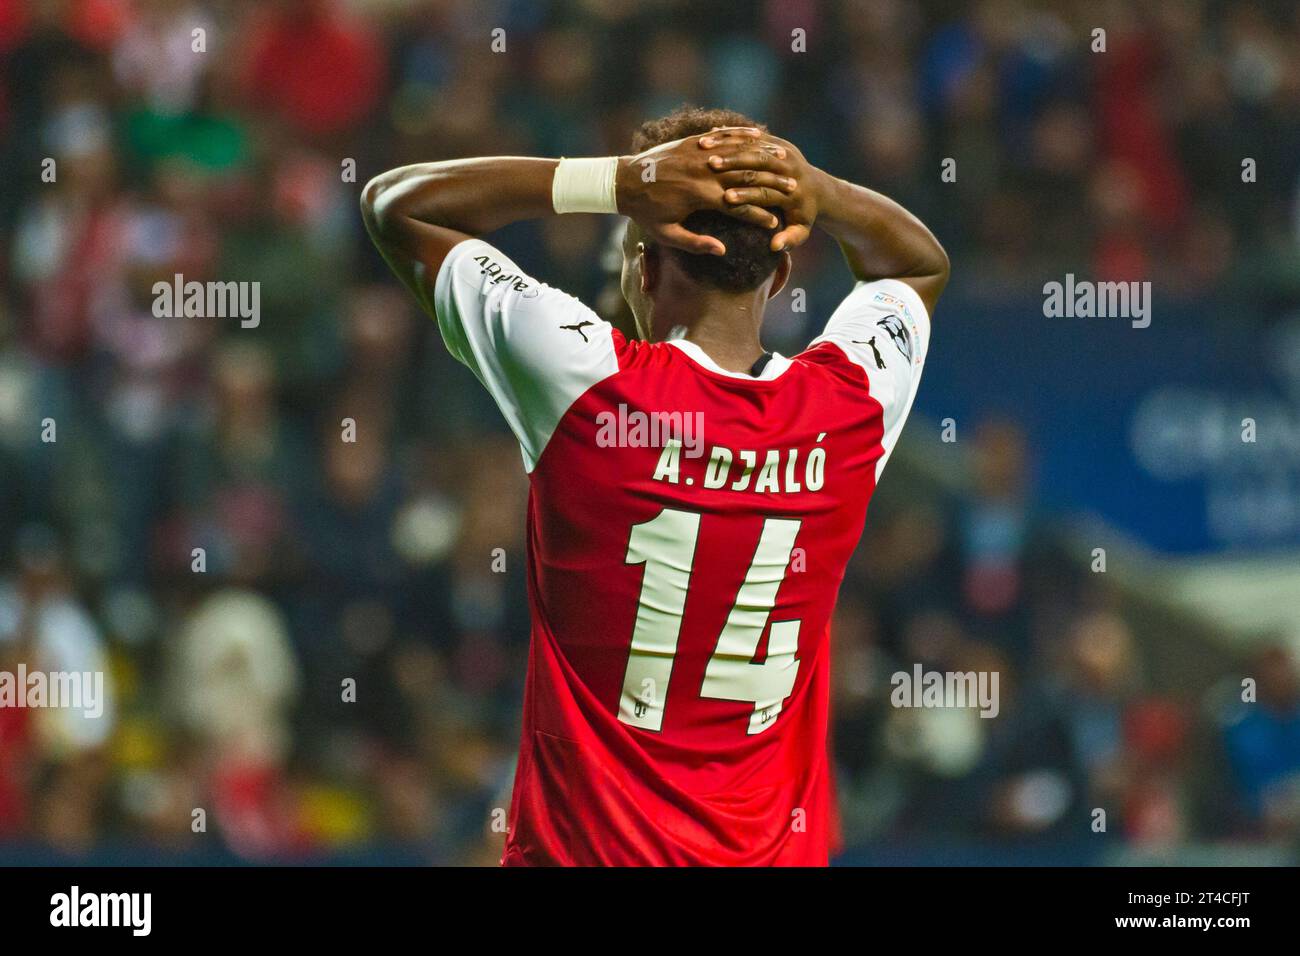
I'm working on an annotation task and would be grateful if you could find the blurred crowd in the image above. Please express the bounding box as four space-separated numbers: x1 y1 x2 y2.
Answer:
1 0 1299 862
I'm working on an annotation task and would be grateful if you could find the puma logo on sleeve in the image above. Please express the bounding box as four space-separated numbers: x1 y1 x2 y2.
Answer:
851 337 887 369
561 320 595 343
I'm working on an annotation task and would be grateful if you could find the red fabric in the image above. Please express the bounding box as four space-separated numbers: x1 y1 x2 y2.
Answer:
27 203 127 361
243 4 384 137
503 334 883 866
0 0 23 52
0 0 126 50
1125 697 1189 765
1093 32 1189 233
213 759 309 858
0 703 31 835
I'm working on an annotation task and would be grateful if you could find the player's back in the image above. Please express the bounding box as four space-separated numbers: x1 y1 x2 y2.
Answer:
432 239 930 866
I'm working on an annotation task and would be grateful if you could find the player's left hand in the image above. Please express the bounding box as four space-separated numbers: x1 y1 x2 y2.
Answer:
699 129 816 252
617 128 798 255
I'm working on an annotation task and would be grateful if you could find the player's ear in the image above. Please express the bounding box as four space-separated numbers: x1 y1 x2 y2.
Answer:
767 251 792 299
639 242 658 295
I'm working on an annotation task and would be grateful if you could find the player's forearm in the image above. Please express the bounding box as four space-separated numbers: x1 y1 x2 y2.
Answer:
361 157 560 239
810 168 949 302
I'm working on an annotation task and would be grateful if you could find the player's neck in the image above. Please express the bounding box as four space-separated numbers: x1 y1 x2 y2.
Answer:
651 294 767 373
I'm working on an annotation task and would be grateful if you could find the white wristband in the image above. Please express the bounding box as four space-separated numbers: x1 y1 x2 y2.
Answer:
552 156 620 214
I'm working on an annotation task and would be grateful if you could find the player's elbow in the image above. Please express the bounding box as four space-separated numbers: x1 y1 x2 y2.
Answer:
360 175 393 237
930 239 951 289
919 237 950 306
362 172 427 241
918 228 949 283
933 239 950 280
905 238 949 315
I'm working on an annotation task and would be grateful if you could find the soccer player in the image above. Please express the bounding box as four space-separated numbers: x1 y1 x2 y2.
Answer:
361 107 948 865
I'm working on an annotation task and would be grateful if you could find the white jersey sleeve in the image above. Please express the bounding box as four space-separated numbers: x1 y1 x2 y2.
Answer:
809 278 931 480
431 238 620 471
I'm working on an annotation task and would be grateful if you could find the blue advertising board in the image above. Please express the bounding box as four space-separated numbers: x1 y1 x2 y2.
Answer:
912 291 1300 555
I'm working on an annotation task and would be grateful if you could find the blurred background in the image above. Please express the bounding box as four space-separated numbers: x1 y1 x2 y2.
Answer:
1 0 1299 865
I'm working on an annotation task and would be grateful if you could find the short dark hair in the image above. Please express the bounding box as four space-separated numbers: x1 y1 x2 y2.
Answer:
630 105 784 293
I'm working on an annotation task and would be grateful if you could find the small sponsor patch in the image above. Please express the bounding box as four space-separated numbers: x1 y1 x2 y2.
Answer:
872 290 922 363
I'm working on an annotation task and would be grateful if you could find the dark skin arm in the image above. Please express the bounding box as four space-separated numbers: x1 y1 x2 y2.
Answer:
699 131 950 315
359 129 795 304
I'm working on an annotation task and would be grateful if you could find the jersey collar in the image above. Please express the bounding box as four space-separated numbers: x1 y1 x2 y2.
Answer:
665 339 792 381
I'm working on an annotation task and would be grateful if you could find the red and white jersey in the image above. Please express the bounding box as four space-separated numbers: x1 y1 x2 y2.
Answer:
433 238 930 866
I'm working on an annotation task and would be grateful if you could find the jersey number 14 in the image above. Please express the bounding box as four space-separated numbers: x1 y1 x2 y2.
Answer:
618 508 803 735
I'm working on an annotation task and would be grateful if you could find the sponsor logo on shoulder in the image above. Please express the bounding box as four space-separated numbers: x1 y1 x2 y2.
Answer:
872 292 922 363
471 254 532 293
874 314 912 363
